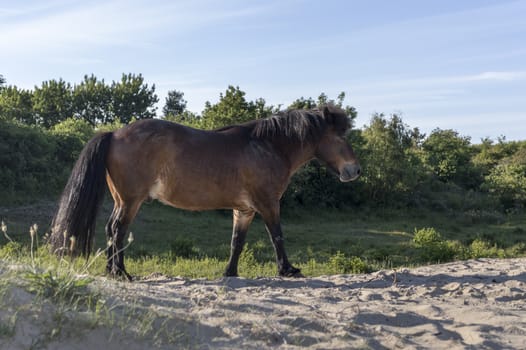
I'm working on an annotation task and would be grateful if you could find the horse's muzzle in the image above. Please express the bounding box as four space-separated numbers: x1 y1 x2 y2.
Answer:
339 163 361 182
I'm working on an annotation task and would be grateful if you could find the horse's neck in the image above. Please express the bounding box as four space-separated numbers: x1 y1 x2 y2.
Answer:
280 140 317 175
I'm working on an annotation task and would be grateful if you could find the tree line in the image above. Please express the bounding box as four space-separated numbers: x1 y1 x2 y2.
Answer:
0 73 525 212
0 73 157 127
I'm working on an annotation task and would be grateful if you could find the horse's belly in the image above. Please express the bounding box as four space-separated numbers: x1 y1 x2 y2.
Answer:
148 178 245 211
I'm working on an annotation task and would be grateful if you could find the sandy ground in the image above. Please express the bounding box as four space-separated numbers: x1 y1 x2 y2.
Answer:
2 258 526 349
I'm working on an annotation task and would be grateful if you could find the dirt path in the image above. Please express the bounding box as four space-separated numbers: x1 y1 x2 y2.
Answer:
2 258 526 349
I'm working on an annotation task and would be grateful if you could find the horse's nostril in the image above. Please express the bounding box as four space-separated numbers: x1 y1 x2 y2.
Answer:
356 168 361 175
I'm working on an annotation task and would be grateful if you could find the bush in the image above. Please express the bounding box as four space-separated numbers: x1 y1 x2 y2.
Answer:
0 241 23 259
239 245 258 271
412 227 442 246
508 242 526 256
284 162 341 207
412 227 456 263
51 118 94 143
328 251 369 274
0 121 58 198
468 238 505 259
483 163 526 209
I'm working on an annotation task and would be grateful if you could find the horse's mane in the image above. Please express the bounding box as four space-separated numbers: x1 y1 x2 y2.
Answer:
250 105 350 142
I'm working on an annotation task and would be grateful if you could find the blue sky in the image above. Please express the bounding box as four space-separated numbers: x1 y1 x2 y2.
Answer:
1 0 525 141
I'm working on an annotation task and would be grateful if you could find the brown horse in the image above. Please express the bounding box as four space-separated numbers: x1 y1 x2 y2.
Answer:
50 105 360 280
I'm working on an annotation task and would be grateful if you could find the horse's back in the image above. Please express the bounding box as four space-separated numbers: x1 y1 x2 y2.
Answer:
112 119 190 142
106 119 260 210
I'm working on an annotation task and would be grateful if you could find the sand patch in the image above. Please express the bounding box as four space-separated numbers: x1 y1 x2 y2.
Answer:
1 258 525 349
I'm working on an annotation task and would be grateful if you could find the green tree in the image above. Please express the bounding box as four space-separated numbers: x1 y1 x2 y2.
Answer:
252 97 276 119
110 73 158 124
288 96 317 110
0 75 5 89
422 129 479 188
484 163 526 209
483 143 526 209
51 117 94 143
162 90 201 126
32 79 74 128
316 92 350 110
0 86 35 124
163 90 187 118
72 74 112 125
201 86 273 129
472 137 522 177
0 120 57 197
360 113 425 203
288 92 357 127
164 110 201 127
332 92 358 124
50 118 94 169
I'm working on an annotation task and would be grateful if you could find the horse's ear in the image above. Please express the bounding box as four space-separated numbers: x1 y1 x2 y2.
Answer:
321 105 333 124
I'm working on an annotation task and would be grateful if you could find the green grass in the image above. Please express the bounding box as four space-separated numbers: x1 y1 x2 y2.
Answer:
1 200 525 279
0 252 198 348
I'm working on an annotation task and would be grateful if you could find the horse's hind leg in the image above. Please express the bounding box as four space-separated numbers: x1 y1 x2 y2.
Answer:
224 209 255 277
105 205 118 274
107 200 142 281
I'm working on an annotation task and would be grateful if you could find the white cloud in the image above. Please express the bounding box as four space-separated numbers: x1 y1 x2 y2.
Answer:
345 71 526 96
0 0 274 56
463 71 526 82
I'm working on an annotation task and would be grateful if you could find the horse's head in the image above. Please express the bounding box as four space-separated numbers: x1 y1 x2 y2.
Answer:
315 106 361 182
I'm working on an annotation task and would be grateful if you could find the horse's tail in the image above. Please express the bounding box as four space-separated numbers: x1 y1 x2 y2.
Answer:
50 132 113 257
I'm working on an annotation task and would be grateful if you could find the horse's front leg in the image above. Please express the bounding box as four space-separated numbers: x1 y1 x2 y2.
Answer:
224 209 255 277
260 206 302 277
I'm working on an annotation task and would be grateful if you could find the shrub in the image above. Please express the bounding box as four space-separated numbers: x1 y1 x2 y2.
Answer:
347 256 369 274
483 163 526 209
468 238 505 259
239 245 258 270
508 242 526 256
0 119 88 201
413 227 442 247
445 240 470 260
328 251 368 274
412 227 456 263
96 118 127 133
0 241 23 259
51 118 94 143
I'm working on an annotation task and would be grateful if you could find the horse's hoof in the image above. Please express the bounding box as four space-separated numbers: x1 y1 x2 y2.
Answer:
108 268 133 282
223 271 239 278
123 271 133 282
279 267 303 278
